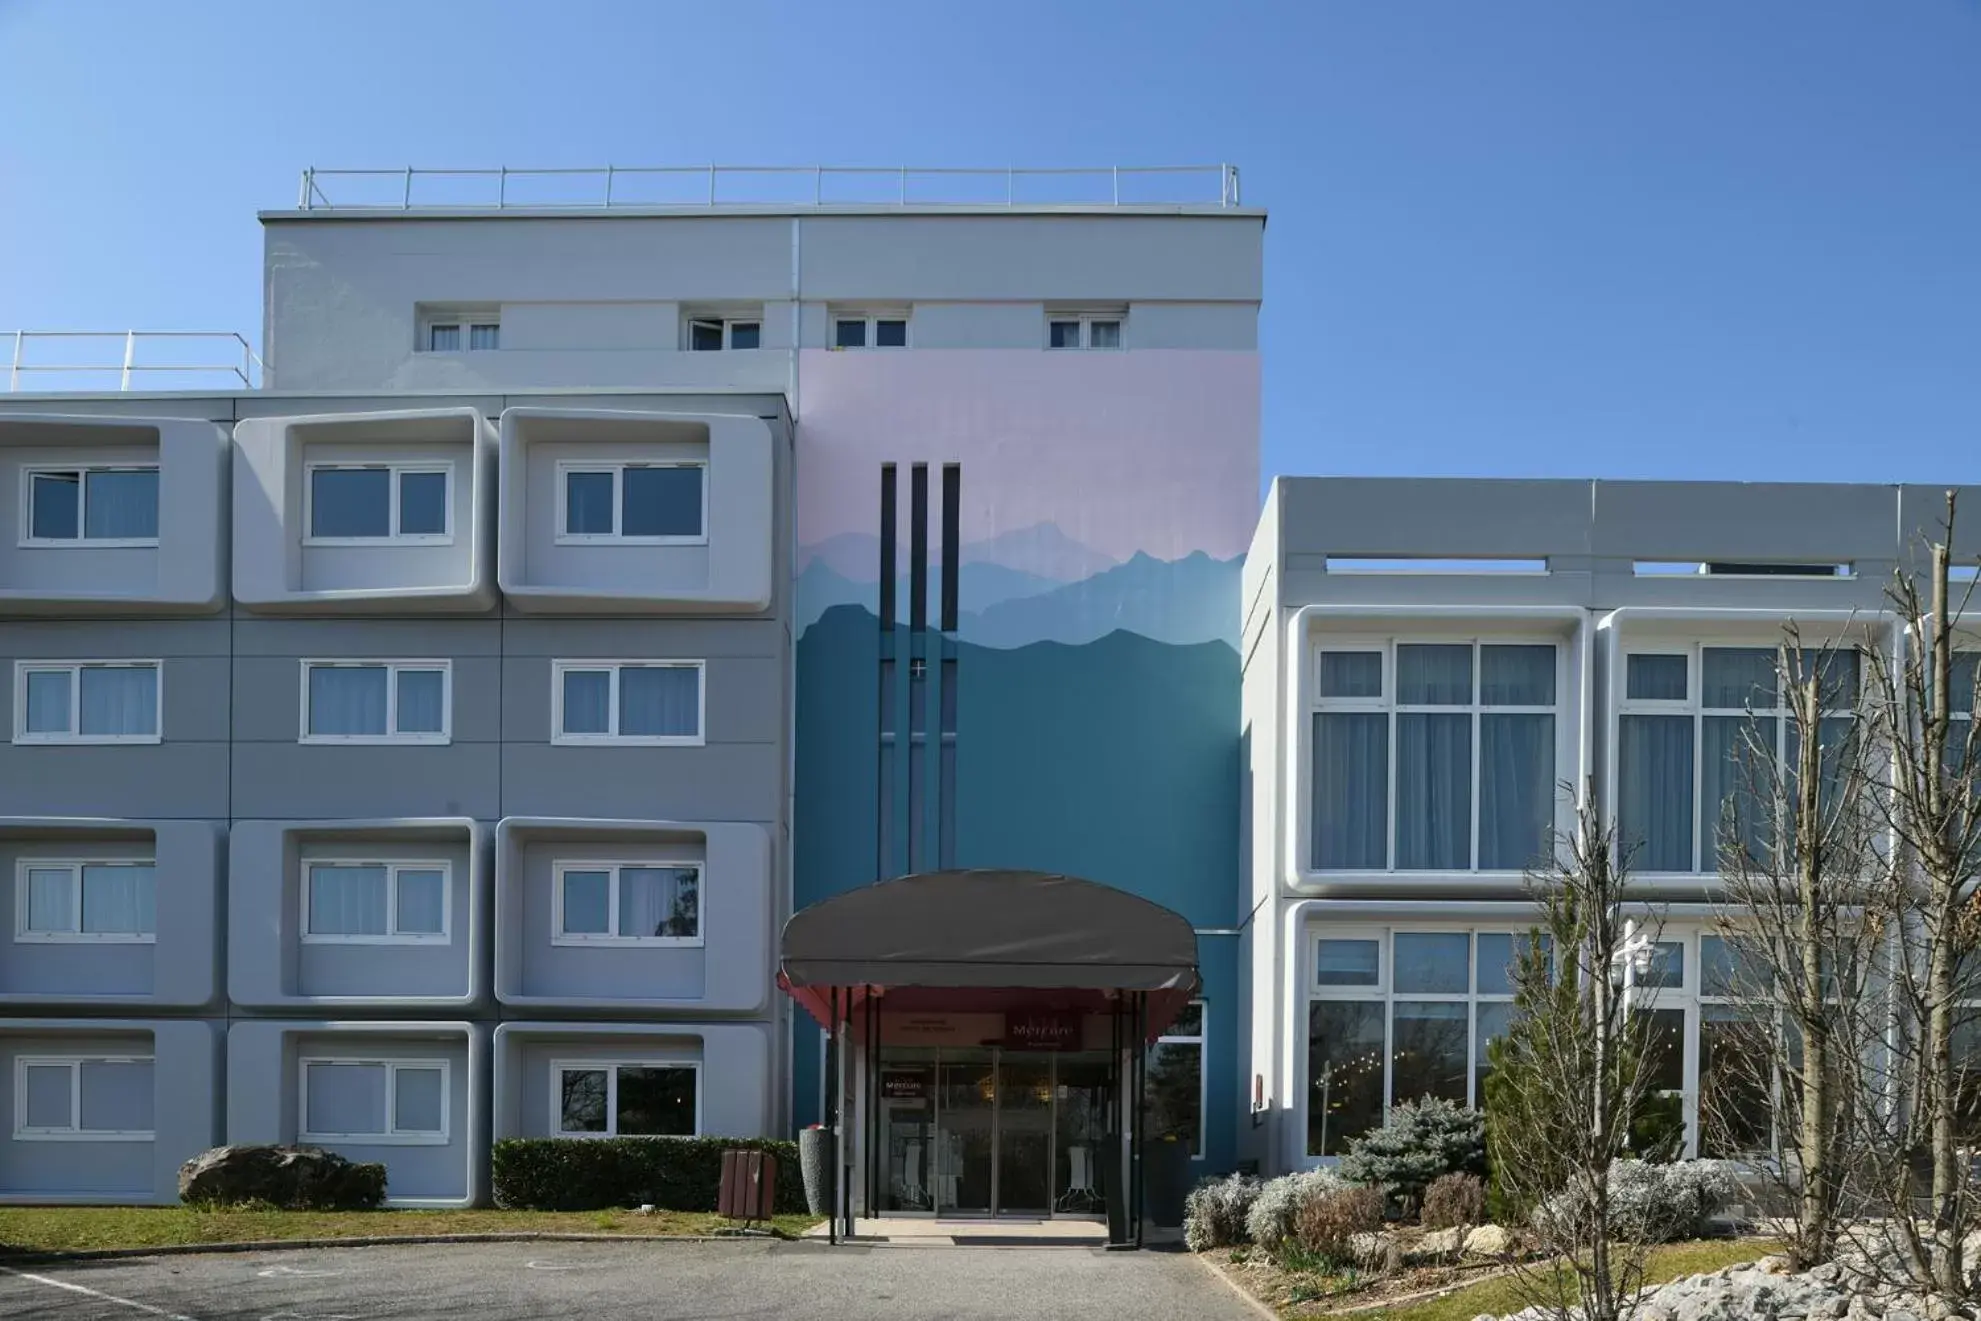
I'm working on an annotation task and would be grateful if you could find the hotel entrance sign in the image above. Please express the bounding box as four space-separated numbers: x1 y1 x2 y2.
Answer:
1003 1010 1080 1050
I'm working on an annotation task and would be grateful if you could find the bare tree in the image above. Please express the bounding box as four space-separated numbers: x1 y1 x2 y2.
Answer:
1704 623 1891 1268
1487 794 1668 1321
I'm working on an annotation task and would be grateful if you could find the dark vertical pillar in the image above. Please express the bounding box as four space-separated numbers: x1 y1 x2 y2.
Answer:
907 464 929 872
828 986 841 1246
938 464 960 868
876 465 897 881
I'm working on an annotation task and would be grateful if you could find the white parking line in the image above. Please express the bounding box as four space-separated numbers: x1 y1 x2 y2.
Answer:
0 1263 203 1321
256 1265 344 1280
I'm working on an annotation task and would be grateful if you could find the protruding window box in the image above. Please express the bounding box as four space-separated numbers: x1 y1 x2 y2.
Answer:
232 408 495 613
0 819 221 1010
229 819 485 1011
492 1022 769 1142
497 408 774 614
0 1018 221 1204
0 416 227 614
494 818 769 1013
226 1020 482 1207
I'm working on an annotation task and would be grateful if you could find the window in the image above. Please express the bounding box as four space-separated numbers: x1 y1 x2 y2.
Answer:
551 661 704 745
15 860 156 942
300 661 450 744
1149 1000 1205 1157
552 1060 699 1137
304 861 449 944
686 317 760 351
305 463 451 543
556 461 706 544
299 1059 449 1143
552 861 701 945
1306 929 1535 1157
13 1056 154 1140
832 311 910 349
421 312 499 352
1309 641 1560 872
1046 312 1125 350
1618 645 1861 872
21 465 159 545
13 661 161 744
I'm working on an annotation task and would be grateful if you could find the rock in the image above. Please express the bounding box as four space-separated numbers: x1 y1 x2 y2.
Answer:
178 1144 386 1210
1755 1254 1795 1275
1462 1224 1515 1258
1412 1226 1465 1260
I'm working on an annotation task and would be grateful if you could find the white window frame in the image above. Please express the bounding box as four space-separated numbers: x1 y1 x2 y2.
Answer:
12 1055 155 1141
553 461 709 546
302 461 455 546
549 1058 702 1138
550 660 706 747
550 859 704 947
19 464 161 548
829 309 911 350
14 859 157 944
301 859 452 945
12 660 163 745
418 310 500 353
298 1057 450 1145
1045 311 1126 350
1307 636 1566 874
1616 640 1862 874
298 659 453 746
684 316 762 351
1155 998 1207 1160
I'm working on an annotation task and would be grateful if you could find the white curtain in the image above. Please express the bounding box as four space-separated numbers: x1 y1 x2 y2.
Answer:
1396 644 1472 704
1703 714 1776 864
81 864 155 936
393 869 446 935
561 671 611 735
619 666 699 737
84 469 159 540
306 1062 386 1135
78 666 157 737
617 866 699 938
309 667 388 736
1396 713 1470 868
1479 714 1554 869
1312 712 1387 869
1620 715 1695 871
25 867 73 933
309 864 388 935
395 670 445 734
1703 647 1778 709
23 670 71 734
79 1060 153 1132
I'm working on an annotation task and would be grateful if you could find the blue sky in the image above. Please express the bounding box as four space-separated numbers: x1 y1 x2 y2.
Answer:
1 1 1976 486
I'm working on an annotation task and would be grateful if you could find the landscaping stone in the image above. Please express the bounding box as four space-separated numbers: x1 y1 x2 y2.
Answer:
178 1144 386 1210
1462 1224 1515 1257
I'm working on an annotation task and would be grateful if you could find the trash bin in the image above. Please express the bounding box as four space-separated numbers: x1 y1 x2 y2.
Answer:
717 1148 779 1222
1143 1135 1192 1228
798 1126 830 1216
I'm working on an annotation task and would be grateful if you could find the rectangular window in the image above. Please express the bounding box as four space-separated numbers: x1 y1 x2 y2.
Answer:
421 311 498 353
831 312 910 349
551 661 704 745
16 860 156 942
1309 640 1559 872
305 463 452 543
14 1056 154 1140
304 861 450 943
686 317 761 351
555 461 706 543
552 1061 699 1137
1045 313 1125 350
1149 999 1205 1157
22 465 160 545
1618 644 1861 873
552 861 701 945
300 661 450 743
14 661 161 744
299 1059 449 1143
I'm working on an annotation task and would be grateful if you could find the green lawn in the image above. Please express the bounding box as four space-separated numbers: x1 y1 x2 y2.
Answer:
0 1206 821 1255
1352 1239 1778 1321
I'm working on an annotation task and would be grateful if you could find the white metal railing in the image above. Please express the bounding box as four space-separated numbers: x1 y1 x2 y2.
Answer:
6 331 262 392
295 163 1243 211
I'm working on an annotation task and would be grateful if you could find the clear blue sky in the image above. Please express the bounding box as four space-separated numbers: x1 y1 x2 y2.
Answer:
2 0 1976 487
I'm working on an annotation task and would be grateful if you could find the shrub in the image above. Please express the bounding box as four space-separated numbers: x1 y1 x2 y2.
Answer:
1336 1098 1485 1210
1293 1185 1387 1269
492 1137 803 1212
1420 1172 1487 1230
1534 1159 1739 1244
1246 1167 1348 1256
1183 1173 1262 1251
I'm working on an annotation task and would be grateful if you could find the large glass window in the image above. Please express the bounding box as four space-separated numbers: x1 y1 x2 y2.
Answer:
552 661 703 744
1148 1000 1205 1157
300 1059 448 1142
553 1061 698 1137
15 861 156 942
13 1056 154 1139
1619 645 1860 872
25 466 159 543
552 861 701 944
14 662 160 743
306 464 451 542
302 661 449 742
556 462 705 542
1310 641 1559 872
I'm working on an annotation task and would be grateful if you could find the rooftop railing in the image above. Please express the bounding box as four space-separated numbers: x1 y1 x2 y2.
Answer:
6 331 262 392
295 163 1243 211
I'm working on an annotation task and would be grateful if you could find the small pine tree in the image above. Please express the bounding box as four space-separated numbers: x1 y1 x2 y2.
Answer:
1336 1096 1485 1213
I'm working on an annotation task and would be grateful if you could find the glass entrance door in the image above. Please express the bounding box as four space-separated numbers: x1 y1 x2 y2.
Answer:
996 1058 1053 1214
936 1058 994 1214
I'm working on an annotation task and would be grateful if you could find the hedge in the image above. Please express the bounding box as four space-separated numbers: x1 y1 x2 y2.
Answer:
492 1137 805 1213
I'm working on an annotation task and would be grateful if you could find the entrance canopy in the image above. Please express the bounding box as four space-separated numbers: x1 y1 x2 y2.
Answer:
778 869 1201 1038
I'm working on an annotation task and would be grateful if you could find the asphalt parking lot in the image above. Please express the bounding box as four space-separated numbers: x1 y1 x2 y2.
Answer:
0 1238 1263 1321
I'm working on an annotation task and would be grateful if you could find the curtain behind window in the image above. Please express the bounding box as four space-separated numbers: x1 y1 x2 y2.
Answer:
395 670 445 734
306 1062 387 1134
309 667 388 736
309 865 388 935
1620 715 1695 871
619 666 699 737
84 469 158 539
1480 714 1554 869
81 864 155 935
1396 713 1470 868
78 667 157 736
1313 712 1387 869
618 866 699 938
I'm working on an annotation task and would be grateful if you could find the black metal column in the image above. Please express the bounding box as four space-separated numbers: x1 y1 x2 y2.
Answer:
828 986 841 1246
